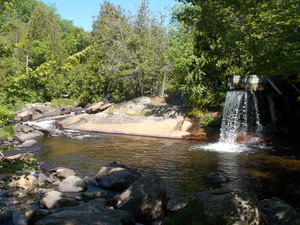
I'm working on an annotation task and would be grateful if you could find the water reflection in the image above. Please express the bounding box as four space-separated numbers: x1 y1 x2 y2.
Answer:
32 134 300 207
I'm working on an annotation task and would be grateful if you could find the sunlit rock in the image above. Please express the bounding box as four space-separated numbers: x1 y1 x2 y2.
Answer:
8 175 38 190
39 191 64 209
58 175 86 192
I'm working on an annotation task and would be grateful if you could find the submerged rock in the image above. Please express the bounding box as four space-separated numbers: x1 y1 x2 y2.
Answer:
95 162 142 192
116 174 168 224
258 197 300 225
202 172 230 184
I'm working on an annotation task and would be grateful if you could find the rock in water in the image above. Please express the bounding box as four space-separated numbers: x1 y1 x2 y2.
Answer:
258 197 300 225
116 174 168 224
39 191 64 209
55 168 76 180
58 176 86 192
95 162 142 192
195 188 260 224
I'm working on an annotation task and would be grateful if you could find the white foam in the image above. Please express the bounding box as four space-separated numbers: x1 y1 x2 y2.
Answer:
192 142 251 153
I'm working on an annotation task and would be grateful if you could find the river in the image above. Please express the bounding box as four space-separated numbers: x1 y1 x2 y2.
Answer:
22 132 299 208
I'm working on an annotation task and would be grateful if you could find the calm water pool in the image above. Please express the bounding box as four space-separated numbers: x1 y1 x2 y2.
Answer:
23 133 300 208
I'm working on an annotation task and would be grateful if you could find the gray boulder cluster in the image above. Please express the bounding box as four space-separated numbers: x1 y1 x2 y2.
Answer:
12 162 168 225
7 103 83 147
1 158 300 225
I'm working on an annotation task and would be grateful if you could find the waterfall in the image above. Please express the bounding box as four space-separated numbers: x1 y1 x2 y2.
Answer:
199 91 264 152
219 91 248 144
219 91 263 145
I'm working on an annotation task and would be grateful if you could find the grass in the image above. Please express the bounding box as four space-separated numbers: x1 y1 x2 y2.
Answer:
163 200 232 225
0 125 16 141
50 98 78 107
126 109 146 117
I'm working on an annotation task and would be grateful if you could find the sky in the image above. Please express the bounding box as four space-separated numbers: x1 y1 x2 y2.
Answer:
41 0 178 31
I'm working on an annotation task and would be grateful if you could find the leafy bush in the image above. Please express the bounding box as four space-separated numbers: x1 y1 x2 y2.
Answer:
0 106 15 126
0 125 16 140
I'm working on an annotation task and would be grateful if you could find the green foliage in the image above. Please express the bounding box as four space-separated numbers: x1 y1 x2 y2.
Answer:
200 114 222 127
0 106 15 126
163 200 231 225
0 161 24 174
50 98 78 107
0 125 16 140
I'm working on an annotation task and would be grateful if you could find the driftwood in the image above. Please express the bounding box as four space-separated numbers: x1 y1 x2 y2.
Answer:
85 94 113 114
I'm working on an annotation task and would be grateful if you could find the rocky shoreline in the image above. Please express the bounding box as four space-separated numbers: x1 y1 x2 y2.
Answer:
1 153 300 225
1 98 300 224
2 97 210 150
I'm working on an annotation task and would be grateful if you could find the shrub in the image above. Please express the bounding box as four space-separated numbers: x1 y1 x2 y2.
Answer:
0 106 15 126
50 98 78 107
0 125 16 140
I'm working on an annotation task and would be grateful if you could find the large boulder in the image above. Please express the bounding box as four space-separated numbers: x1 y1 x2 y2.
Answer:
55 168 76 180
116 174 168 223
35 198 135 225
39 191 64 209
58 175 86 192
194 188 260 224
258 197 300 225
95 162 142 192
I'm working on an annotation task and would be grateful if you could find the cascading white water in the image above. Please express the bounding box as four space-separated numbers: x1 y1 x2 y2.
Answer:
197 91 264 152
251 92 263 134
219 91 248 144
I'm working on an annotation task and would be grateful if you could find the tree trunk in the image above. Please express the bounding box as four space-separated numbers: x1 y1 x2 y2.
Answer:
26 55 29 76
160 72 166 97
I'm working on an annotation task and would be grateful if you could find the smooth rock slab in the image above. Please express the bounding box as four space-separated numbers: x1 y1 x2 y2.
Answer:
95 162 142 192
15 130 44 142
58 175 86 192
116 174 168 224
